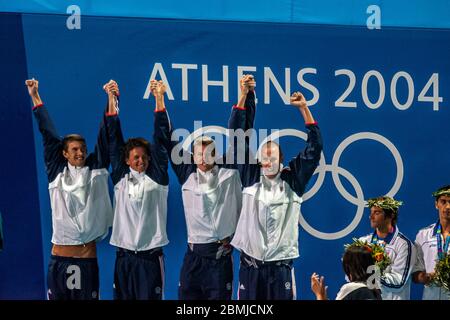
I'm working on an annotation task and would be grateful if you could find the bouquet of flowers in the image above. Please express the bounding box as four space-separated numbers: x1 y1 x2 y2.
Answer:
432 253 450 291
344 238 391 275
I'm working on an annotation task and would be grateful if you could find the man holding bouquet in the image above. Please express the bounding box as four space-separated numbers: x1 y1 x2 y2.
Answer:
359 196 416 300
413 186 450 300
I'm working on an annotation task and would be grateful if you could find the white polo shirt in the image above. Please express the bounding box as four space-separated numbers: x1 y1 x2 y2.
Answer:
413 222 450 300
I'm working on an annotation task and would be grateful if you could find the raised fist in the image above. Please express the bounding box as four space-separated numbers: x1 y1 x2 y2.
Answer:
150 80 166 97
103 80 120 96
25 78 39 97
240 74 256 95
290 91 307 109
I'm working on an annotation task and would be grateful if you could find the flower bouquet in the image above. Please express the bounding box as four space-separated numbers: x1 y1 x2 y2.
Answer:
344 238 391 275
432 253 450 291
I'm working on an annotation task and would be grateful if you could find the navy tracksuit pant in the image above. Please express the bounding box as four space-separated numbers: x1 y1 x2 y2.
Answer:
113 247 164 300
47 255 99 300
178 243 233 300
238 252 295 300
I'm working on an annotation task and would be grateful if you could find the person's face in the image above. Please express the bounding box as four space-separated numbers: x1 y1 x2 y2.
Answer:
63 141 87 167
261 144 281 179
194 144 215 172
126 147 149 173
369 206 389 230
435 195 450 223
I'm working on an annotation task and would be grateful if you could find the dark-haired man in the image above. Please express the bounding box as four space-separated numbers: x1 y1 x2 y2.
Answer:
103 80 169 300
413 186 450 300
26 78 113 300
359 196 415 300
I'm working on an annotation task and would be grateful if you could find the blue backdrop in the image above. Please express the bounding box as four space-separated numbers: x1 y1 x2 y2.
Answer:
1 12 449 299
0 13 45 299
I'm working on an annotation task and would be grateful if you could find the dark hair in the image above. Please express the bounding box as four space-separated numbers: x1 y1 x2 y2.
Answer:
434 185 450 201
342 246 376 282
123 138 150 161
62 134 86 151
383 208 398 226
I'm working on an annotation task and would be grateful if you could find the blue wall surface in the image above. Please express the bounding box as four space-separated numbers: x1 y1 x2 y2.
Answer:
0 13 45 299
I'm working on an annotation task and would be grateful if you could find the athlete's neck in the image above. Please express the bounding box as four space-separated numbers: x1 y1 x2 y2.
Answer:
376 224 393 238
440 219 450 236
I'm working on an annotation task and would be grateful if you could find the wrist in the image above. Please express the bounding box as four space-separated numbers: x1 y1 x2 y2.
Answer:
32 96 43 106
316 293 326 300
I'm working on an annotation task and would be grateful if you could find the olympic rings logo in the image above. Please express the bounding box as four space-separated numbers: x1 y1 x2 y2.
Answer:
178 127 404 240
